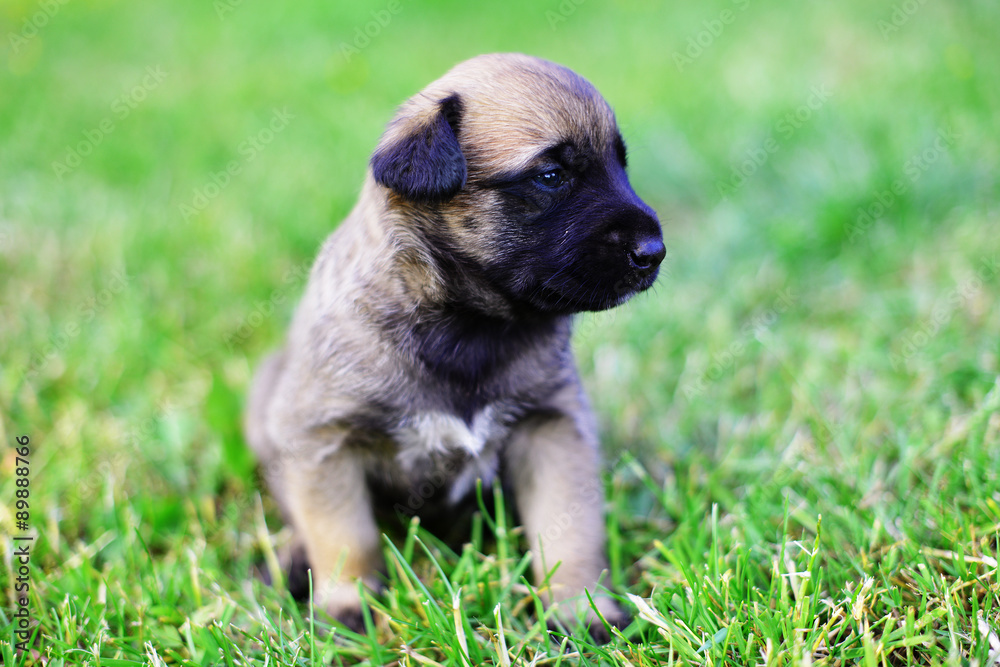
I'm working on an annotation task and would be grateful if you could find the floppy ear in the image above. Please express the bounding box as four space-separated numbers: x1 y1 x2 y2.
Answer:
370 94 467 203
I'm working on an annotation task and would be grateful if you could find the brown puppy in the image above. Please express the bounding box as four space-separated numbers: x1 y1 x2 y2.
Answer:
244 53 664 637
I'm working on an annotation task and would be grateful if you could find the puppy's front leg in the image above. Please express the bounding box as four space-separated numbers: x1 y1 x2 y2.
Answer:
278 436 383 629
504 393 628 637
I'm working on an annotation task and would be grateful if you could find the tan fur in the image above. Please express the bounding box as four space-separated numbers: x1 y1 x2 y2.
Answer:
245 53 662 637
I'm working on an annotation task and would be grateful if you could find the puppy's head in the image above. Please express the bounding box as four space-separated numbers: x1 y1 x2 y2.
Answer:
370 53 664 315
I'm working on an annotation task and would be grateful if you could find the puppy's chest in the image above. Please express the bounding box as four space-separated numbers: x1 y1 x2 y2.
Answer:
389 402 517 501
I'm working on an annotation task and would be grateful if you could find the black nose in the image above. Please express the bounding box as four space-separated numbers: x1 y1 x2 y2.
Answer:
629 237 666 275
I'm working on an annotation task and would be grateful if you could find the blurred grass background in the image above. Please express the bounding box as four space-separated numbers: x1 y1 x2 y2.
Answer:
1 0 999 664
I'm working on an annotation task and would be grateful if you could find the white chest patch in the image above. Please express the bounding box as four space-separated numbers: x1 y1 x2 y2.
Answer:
394 405 506 461
393 405 511 503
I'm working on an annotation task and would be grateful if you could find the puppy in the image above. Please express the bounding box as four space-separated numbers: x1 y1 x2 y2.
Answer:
244 53 664 637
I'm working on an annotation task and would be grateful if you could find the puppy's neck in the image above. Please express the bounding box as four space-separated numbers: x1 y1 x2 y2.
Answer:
357 181 568 386
360 184 518 321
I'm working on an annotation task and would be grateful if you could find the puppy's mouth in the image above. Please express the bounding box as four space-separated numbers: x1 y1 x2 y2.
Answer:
553 188 665 313
533 236 666 314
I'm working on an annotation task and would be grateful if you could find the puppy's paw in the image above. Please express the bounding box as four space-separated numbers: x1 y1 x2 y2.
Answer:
315 577 383 634
548 593 631 644
582 595 631 644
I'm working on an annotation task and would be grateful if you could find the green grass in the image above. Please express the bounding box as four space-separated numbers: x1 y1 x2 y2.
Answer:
2 0 999 664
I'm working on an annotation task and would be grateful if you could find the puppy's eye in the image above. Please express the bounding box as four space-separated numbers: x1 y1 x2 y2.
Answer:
533 169 565 189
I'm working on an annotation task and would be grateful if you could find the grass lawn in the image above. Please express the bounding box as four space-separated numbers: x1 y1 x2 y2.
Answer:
2 0 999 664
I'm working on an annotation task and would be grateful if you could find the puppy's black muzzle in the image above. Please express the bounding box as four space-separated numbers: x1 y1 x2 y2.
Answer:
607 178 665 290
